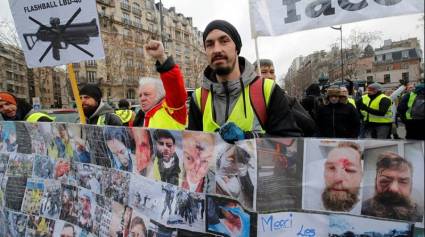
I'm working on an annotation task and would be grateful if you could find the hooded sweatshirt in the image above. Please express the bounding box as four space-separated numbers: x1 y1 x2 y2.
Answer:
188 57 301 137
85 102 122 126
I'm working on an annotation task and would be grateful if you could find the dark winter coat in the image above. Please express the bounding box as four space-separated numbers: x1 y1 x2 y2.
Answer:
316 102 360 138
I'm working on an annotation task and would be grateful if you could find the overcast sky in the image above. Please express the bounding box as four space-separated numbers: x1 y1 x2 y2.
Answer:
1 0 423 79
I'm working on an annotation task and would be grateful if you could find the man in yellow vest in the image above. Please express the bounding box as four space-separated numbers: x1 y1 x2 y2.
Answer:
79 84 122 126
397 82 425 140
357 83 393 139
187 20 301 142
133 40 187 129
115 99 135 126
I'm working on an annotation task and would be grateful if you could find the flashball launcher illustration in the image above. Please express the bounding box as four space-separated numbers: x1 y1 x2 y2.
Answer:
23 7 99 62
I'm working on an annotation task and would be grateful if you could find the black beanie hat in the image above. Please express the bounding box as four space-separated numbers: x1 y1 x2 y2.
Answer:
80 84 102 102
203 20 242 55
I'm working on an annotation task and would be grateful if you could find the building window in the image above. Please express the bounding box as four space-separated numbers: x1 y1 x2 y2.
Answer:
384 74 390 84
402 72 409 81
402 50 409 58
87 71 96 83
376 55 383 62
401 63 409 69
127 89 135 99
385 53 392 61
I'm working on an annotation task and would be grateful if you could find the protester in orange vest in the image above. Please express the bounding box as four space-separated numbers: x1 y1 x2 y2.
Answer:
133 40 187 129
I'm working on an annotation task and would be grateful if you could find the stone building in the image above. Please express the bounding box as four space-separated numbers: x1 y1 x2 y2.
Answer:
72 0 207 105
0 42 28 99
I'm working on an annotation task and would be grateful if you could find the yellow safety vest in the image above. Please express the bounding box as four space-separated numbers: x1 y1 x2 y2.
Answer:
115 109 133 124
195 79 274 132
96 115 107 125
405 92 417 120
26 112 55 123
148 106 186 130
360 94 393 123
348 97 356 108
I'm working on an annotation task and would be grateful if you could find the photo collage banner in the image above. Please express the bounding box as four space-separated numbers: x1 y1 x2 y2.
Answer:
0 121 423 237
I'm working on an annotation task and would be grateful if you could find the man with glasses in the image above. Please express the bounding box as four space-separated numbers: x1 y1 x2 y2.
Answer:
316 86 360 138
362 152 423 222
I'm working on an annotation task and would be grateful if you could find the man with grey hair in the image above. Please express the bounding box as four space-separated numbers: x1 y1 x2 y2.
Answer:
133 40 187 129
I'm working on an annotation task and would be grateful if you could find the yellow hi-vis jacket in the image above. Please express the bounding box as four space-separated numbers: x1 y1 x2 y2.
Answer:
360 94 393 123
194 79 274 132
115 109 133 124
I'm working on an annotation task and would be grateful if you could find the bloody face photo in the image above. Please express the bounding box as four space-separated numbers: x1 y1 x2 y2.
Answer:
361 141 424 223
303 139 364 214
181 131 215 193
132 127 153 176
206 195 255 237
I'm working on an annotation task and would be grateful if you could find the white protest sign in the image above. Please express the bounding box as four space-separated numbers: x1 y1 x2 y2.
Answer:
257 212 329 237
249 0 424 37
9 0 105 68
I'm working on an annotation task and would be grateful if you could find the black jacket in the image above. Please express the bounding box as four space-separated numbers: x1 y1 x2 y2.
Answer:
286 95 316 136
317 102 360 138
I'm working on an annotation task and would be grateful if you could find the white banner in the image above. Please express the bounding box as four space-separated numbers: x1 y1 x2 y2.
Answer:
249 0 424 37
9 0 105 68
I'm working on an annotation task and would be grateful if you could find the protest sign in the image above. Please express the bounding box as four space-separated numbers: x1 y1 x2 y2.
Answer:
0 121 424 236
249 0 424 37
8 0 105 68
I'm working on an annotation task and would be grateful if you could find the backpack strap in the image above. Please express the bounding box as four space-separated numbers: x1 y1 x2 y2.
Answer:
200 87 209 114
250 76 267 127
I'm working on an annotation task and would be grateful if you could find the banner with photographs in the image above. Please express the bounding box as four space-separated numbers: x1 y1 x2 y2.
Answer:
0 121 424 237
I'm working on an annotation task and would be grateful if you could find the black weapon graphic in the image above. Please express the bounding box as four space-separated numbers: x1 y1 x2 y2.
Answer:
23 8 99 62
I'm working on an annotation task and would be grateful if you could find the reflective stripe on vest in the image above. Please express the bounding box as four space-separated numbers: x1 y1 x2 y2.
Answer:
195 79 274 132
148 106 186 130
115 109 132 123
97 115 106 125
26 112 55 123
405 92 417 120
360 94 393 123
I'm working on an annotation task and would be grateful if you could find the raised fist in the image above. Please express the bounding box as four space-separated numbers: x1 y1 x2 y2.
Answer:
144 40 167 64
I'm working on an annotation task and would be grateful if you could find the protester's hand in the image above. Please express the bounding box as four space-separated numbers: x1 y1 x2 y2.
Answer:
219 122 245 143
144 40 167 64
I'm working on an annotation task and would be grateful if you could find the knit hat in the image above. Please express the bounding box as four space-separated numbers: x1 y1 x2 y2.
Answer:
80 84 102 102
367 83 383 92
0 92 17 105
203 20 242 55
326 87 341 97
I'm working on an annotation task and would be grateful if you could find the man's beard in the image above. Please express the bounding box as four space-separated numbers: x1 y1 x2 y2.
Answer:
83 105 98 118
371 191 417 221
322 187 359 211
211 55 236 76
